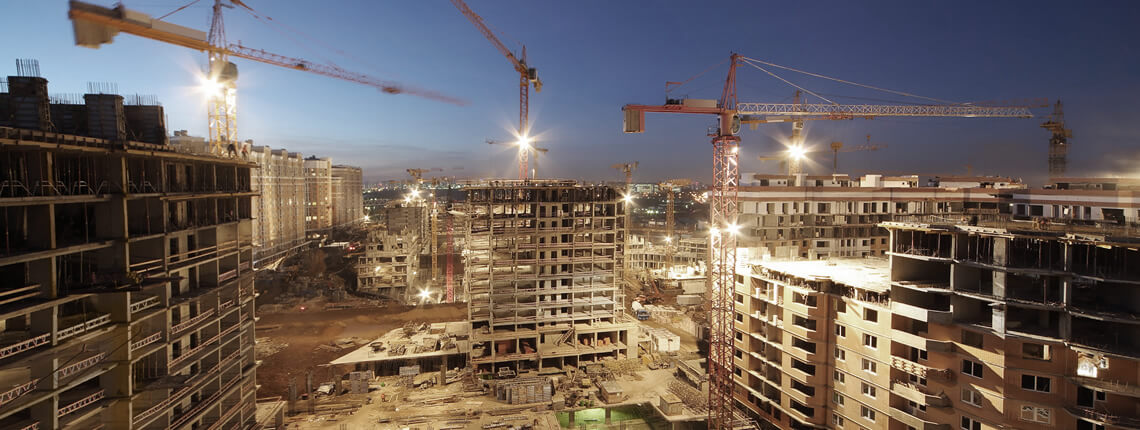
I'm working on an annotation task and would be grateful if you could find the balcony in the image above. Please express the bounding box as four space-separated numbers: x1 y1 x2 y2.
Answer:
891 302 952 325
891 379 951 408
1065 406 1140 430
171 309 217 336
130 295 161 314
57 352 108 381
57 313 111 342
0 380 37 408
57 388 105 418
890 404 950 430
891 329 952 353
890 357 954 382
131 332 163 352
0 333 51 360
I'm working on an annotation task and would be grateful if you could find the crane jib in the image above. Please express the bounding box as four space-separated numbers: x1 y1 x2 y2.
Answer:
735 103 1034 118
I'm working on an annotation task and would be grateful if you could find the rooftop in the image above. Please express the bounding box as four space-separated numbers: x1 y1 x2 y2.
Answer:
753 258 890 292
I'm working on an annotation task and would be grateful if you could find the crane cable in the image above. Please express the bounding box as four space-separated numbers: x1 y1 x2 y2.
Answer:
665 57 729 94
738 58 837 105
739 56 961 105
235 3 402 80
157 0 203 21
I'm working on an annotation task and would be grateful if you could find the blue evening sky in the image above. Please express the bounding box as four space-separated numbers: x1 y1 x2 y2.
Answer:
2 1 1137 185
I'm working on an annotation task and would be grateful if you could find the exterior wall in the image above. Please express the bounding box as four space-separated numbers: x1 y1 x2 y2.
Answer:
884 220 1140 430
330 165 363 228
249 146 305 265
738 173 1025 261
733 259 892 429
355 226 421 301
0 126 258 430
462 181 636 374
303 157 332 232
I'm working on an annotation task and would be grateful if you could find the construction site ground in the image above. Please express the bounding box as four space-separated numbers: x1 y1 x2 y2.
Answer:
278 317 709 430
255 303 467 399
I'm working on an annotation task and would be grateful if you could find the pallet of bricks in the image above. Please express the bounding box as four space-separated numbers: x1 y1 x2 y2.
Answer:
348 370 374 394
495 377 553 405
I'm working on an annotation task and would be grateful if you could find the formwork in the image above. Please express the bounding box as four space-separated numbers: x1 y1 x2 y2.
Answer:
461 180 637 374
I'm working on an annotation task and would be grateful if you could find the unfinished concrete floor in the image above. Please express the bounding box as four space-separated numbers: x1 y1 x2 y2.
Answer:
256 303 467 398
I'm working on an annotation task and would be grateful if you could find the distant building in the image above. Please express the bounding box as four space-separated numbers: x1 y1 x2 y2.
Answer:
303 156 332 232
249 145 306 264
355 226 421 301
171 131 307 265
331 165 363 227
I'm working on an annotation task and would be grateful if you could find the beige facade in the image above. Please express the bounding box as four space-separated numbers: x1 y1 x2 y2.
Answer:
0 125 258 429
462 180 637 374
734 259 893 429
249 145 305 264
883 210 1140 430
331 165 363 228
303 156 332 232
738 173 1026 260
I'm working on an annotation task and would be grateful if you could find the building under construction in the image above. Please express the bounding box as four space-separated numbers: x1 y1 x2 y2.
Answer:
738 173 1026 260
355 225 422 301
0 66 259 429
732 179 1140 429
461 180 637 374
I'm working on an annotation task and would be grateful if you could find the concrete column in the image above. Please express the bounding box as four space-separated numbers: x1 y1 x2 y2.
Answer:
31 308 57 344
605 407 612 424
30 396 58 430
993 237 1008 266
32 357 59 390
992 272 1007 298
567 410 575 426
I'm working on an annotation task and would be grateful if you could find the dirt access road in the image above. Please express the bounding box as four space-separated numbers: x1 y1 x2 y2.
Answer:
255 303 466 398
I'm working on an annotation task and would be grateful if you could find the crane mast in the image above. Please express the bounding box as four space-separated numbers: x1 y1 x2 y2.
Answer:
622 53 1035 429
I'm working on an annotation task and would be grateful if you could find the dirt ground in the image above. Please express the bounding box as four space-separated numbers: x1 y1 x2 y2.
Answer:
255 303 467 398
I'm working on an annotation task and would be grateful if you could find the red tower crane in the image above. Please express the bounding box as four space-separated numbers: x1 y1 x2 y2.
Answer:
623 53 1035 429
451 0 542 180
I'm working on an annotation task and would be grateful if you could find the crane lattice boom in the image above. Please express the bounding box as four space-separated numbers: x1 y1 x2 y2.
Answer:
737 102 1033 118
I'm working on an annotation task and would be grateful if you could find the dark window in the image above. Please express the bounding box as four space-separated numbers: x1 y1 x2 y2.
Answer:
961 359 983 378
1021 374 1051 392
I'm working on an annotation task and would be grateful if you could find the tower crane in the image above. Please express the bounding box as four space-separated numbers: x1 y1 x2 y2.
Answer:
658 178 692 274
69 0 463 154
1041 100 1071 177
622 53 1035 429
829 137 887 173
452 0 542 180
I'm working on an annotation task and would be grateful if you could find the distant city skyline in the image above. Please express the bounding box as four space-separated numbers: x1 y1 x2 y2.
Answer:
4 1 1138 185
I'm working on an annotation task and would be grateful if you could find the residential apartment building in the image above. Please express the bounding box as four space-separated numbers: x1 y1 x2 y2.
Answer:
461 180 636 374
331 165 363 228
355 226 422 301
303 156 332 232
738 173 1025 260
880 201 1139 430
248 145 305 265
0 70 258 429
733 259 894 429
